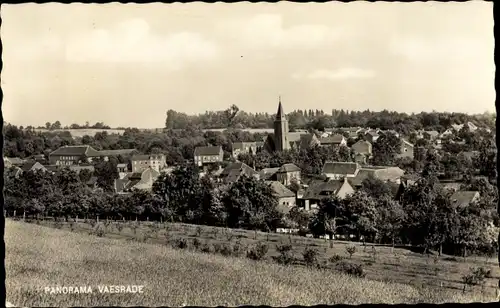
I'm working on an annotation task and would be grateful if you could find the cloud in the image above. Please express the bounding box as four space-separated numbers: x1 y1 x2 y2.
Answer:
292 68 376 81
216 14 343 49
65 18 218 68
389 37 490 62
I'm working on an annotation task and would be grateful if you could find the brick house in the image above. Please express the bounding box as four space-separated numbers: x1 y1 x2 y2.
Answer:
322 162 360 180
193 146 224 167
276 163 301 186
130 154 167 173
49 145 102 166
220 162 259 184
114 167 161 193
364 130 380 143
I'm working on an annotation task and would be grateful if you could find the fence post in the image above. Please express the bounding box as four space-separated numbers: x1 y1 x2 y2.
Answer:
14 210 16 217
97 215 99 223
23 211 26 221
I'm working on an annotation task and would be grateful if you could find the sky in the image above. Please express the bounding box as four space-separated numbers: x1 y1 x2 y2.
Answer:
1 2 495 128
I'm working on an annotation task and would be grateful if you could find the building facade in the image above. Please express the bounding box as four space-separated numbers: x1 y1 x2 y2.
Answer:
131 154 167 173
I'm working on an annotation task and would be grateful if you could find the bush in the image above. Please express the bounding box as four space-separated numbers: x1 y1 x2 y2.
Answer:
214 243 233 257
345 245 357 259
329 254 346 264
69 221 75 232
94 223 106 237
195 226 203 237
200 242 211 254
274 244 294 265
336 261 366 278
303 247 319 267
246 242 269 261
192 238 201 250
232 240 246 257
115 223 124 233
173 238 188 249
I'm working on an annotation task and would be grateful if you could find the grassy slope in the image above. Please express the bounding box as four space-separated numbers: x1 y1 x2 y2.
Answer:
5 220 496 306
30 218 500 294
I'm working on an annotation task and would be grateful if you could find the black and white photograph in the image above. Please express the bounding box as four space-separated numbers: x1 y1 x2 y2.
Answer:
1 1 498 306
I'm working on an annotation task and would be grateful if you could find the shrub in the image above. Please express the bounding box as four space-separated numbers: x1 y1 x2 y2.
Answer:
115 223 124 233
173 238 188 250
192 238 201 250
69 221 75 232
94 223 106 237
303 247 319 267
200 242 211 254
345 245 357 259
232 240 246 257
246 242 269 261
274 244 294 265
329 254 346 264
195 226 203 237
213 243 233 256
336 261 366 278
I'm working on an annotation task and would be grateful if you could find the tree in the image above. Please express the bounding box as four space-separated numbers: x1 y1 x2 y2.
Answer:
94 157 119 192
376 197 406 251
371 132 401 165
45 122 51 129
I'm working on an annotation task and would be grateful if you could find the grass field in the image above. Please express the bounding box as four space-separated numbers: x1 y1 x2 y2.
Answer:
5 219 499 306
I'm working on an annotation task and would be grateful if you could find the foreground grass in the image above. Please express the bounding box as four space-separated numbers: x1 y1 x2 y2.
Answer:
5 220 494 306
29 217 500 294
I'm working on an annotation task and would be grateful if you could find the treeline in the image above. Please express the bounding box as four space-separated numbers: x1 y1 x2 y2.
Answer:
4 162 499 257
165 107 496 134
35 121 111 130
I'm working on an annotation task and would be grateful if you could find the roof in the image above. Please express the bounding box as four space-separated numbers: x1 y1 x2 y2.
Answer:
349 168 377 186
351 140 372 153
99 149 137 156
450 191 480 208
301 179 345 200
460 151 479 160
43 165 60 173
194 146 222 156
50 145 101 157
117 163 127 168
402 139 414 147
424 130 439 137
221 162 258 177
299 134 317 148
232 142 257 151
20 161 47 172
319 134 345 145
278 163 301 173
87 176 98 186
322 162 359 176
276 99 285 120
224 169 244 183
366 130 379 137
259 168 280 180
5 157 26 165
267 181 295 198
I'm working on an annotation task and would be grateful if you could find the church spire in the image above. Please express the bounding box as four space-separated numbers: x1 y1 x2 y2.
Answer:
276 96 285 120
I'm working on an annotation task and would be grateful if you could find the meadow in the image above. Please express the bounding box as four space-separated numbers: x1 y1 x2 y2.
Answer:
5 219 499 306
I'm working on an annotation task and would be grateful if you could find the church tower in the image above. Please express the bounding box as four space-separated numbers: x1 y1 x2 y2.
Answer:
273 96 289 152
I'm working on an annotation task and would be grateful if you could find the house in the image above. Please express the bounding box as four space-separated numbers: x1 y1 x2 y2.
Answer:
351 140 372 156
231 142 262 158
20 161 48 173
266 181 296 214
130 154 167 173
439 180 463 192
423 130 440 140
364 130 380 143
297 178 355 211
117 163 128 178
276 163 301 186
99 149 138 161
450 191 480 208
114 167 160 193
259 167 280 181
4 157 26 168
193 146 224 167
319 134 347 147
49 145 102 166
440 129 454 138
322 162 360 180
220 162 258 184
396 139 414 159
348 166 405 188
354 153 368 164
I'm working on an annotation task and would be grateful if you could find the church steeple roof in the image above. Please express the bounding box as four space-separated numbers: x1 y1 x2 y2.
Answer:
276 96 285 120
